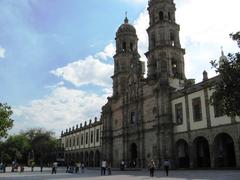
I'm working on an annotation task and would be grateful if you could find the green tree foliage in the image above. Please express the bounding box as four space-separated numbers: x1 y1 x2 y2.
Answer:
0 128 57 165
0 103 14 138
21 128 57 164
0 135 31 163
211 31 240 117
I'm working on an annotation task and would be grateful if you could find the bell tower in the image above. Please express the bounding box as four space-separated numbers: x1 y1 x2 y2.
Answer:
112 16 142 96
146 0 185 88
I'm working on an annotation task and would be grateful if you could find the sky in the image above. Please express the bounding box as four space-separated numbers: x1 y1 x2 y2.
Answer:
0 0 239 136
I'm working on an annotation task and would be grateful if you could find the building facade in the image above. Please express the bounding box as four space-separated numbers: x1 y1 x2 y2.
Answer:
61 0 240 169
61 118 102 167
101 0 240 168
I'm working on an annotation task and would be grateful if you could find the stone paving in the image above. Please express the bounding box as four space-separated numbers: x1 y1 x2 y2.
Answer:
0 168 240 180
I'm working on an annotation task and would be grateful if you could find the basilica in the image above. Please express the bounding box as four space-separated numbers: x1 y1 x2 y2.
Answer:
61 0 240 168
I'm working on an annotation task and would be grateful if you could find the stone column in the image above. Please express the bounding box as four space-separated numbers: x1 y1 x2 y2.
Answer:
209 143 215 168
235 138 240 168
189 142 195 168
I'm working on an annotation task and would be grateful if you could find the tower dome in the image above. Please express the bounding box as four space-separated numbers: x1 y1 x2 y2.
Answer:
219 48 228 66
116 17 136 36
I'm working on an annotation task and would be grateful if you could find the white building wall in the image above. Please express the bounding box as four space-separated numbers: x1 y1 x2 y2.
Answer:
188 90 208 130
208 88 231 126
172 97 188 133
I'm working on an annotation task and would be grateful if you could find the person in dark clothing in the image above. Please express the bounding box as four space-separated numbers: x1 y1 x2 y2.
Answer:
148 159 156 177
163 160 170 176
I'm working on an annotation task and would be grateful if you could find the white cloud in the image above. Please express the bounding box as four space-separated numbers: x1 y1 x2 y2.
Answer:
0 46 6 59
13 86 108 133
51 55 113 87
95 43 115 61
176 0 239 82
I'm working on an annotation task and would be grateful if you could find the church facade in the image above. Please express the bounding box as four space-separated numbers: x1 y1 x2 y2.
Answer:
101 0 240 168
61 0 240 169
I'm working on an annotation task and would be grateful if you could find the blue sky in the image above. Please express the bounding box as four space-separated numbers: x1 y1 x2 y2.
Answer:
0 0 239 136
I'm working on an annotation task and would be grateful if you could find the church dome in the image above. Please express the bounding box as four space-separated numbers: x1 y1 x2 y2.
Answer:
116 17 136 36
219 48 228 66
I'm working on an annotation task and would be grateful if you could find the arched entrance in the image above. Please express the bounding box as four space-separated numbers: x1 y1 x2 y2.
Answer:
95 150 100 167
176 139 189 168
130 143 138 167
214 133 236 167
84 152 89 167
80 152 83 163
193 137 210 167
76 152 80 162
89 151 94 167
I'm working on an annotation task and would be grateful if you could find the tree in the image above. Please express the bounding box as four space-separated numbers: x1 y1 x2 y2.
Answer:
211 31 240 117
21 128 57 164
0 134 31 164
0 103 14 138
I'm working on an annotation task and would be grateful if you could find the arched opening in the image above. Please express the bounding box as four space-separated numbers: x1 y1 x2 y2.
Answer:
159 11 164 21
214 133 236 167
130 42 133 51
168 12 171 21
122 42 127 52
76 152 80 162
80 152 83 164
84 152 89 167
89 151 94 167
171 58 178 77
170 32 175 46
95 150 101 167
193 137 210 168
176 139 189 168
151 33 156 48
130 143 138 167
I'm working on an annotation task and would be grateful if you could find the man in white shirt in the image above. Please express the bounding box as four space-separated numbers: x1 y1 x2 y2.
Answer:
101 160 107 176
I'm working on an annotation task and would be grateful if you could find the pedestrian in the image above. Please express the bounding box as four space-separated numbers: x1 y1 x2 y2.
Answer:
163 159 170 176
81 163 85 173
101 159 107 176
133 160 136 168
40 161 43 172
20 165 24 173
11 161 15 172
66 163 69 173
107 161 111 175
75 162 80 173
52 162 57 174
31 161 35 172
120 160 125 171
3 163 6 173
148 159 156 177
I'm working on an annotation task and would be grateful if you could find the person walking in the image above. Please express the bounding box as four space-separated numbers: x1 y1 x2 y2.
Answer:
40 161 43 173
163 159 170 176
52 162 57 174
81 163 85 173
120 160 125 171
148 159 156 177
101 159 107 176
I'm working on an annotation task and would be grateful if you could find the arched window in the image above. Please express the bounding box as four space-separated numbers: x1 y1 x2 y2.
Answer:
170 32 175 46
151 34 156 48
159 11 164 21
168 12 171 21
130 42 133 51
172 58 178 76
152 15 155 23
122 42 127 52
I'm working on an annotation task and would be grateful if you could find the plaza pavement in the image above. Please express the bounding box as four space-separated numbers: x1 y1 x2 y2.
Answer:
0 167 240 180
